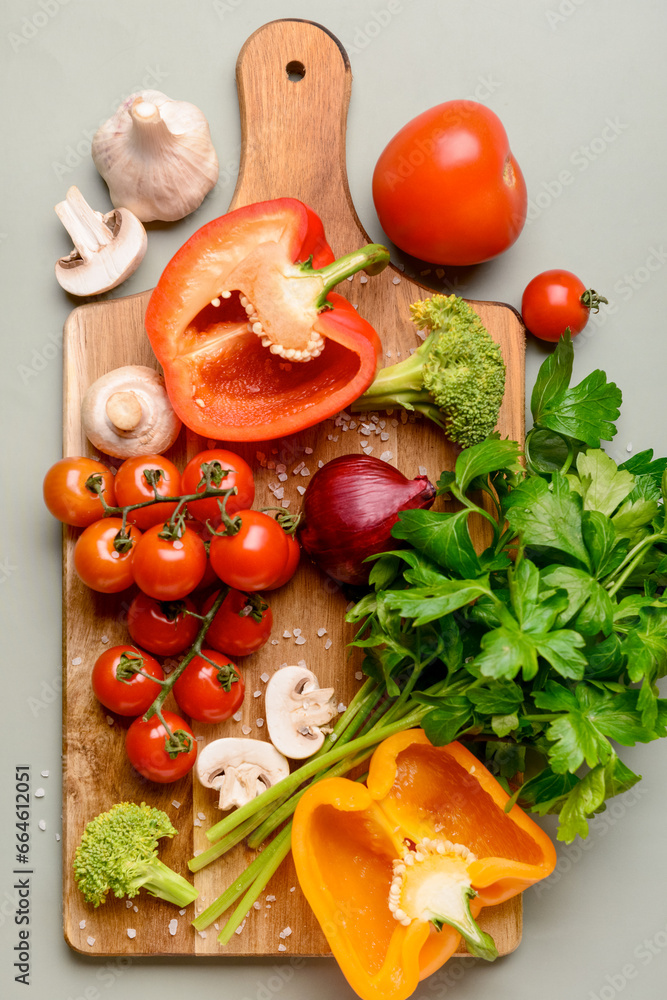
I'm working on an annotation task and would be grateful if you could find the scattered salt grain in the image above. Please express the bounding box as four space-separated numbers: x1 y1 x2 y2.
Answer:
126 900 133 909
253 690 262 698
380 432 390 441
271 639 279 645
297 485 306 495
293 628 302 636
172 800 181 809
198 930 207 939
100 635 109 644
290 886 296 892
256 718 265 728
300 467 310 477
273 487 285 500
235 919 247 935
127 928 136 939
278 472 288 482
193 818 202 827
35 788 45 798
392 276 401 284
266 895 276 902
304 446 314 454
418 466 428 476
242 726 252 735
317 628 327 637
627 443 633 452
193 850 203 857
380 451 394 462
297 659 307 667
79 920 86 929
281 500 291 509
133 905 138 913
169 919 178 936
253 901 261 910
232 711 242 722
318 459 324 468
295 636 306 645
283 630 292 638
324 639 332 650
260 672 270 683
87 936 96 947
360 274 368 284
278 943 287 952
355 671 363 681
38 820 46 831
71 656 82 665
55 833 60 842
292 461 305 475
280 926 293 938
346 275 354 281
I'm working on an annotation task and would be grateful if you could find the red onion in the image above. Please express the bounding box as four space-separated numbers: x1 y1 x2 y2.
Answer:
298 454 436 585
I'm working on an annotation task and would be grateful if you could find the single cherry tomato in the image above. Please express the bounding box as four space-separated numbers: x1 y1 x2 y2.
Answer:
203 589 273 657
74 517 141 593
181 449 255 526
127 593 199 655
43 456 115 526
173 649 244 723
114 455 181 530
91 644 164 716
125 710 197 783
209 510 289 591
131 523 207 600
373 101 527 265
521 270 608 342
263 533 300 590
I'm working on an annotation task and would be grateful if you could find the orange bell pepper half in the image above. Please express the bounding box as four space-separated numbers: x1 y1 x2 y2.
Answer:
144 198 389 441
292 730 556 1000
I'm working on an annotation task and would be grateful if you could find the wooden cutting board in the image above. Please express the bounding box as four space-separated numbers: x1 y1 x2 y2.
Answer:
62 19 525 960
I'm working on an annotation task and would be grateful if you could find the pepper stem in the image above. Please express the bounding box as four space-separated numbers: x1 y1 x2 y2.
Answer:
304 244 390 310
430 886 498 962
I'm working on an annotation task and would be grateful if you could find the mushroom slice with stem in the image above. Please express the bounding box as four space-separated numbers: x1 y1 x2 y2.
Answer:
265 665 338 760
81 365 181 459
196 738 290 811
54 186 147 296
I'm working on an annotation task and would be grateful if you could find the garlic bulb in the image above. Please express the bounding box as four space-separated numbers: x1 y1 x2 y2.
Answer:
91 90 219 223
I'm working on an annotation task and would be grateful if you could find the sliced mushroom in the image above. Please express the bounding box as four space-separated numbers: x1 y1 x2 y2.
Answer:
265 665 338 760
54 186 147 296
196 738 290 811
81 365 181 458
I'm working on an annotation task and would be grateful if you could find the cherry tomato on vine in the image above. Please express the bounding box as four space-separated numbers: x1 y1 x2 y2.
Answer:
521 269 608 342
91 644 164 716
125 710 197 783
131 523 207 600
114 455 181 530
43 456 115 527
209 510 289 591
202 589 273 657
181 449 255 526
263 533 300 590
126 593 199 655
74 517 141 593
173 649 245 723
372 101 527 265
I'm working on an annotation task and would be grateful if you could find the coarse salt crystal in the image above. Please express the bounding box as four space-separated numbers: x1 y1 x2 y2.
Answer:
324 638 332 650
256 718 265 727
292 461 305 475
71 656 82 665
380 451 394 462
198 930 207 939
304 446 314 454
290 886 296 892
278 472 288 482
295 636 306 645
242 725 252 735
266 895 276 902
169 919 178 936
278 943 287 952
317 628 327 637
273 487 285 500
283 630 291 638
253 690 262 698
253 901 261 909
126 900 133 908
318 459 324 468
193 850 203 857
297 485 306 495
79 920 86 929
198 812 206 821
392 276 401 284
179 909 186 916
55 833 60 841
346 275 354 281
100 635 109 644
297 659 307 667
232 711 242 722
355 671 363 680
133 906 138 913
87 936 96 947
337 703 347 713
127 928 136 939
281 926 293 937
281 500 291 508
271 639 279 645
235 919 247 935
300 467 310 476
360 274 368 284
193 818 202 827
260 672 270 683
380 432 390 441
172 800 181 809
41 770 49 777
38 820 46 831
419 466 428 476
35 788 45 798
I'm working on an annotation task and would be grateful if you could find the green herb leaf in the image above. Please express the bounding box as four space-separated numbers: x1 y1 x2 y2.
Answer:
421 700 473 746
385 577 491 627
392 508 481 578
505 474 591 569
454 436 522 495
570 449 634 516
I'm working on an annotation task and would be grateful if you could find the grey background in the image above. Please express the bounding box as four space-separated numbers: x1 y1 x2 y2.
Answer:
1 0 666 998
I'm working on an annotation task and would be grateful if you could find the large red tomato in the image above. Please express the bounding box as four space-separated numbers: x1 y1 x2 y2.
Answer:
372 101 527 265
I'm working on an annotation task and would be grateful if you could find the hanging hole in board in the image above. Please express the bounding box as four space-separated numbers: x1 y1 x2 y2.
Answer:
286 60 306 82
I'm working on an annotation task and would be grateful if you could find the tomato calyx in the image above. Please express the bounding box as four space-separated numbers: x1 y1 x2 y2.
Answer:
84 472 107 497
115 651 146 682
261 506 302 536
163 726 195 759
196 460 231 491
113 527 136 554
207 488 243 537
580 288 609 314
240 593 269 623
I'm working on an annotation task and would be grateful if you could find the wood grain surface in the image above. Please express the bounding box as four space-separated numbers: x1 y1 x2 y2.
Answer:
62 19 525 961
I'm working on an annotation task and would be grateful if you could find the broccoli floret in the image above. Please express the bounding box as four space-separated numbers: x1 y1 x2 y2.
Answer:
73 801 198 908
353 294 505 448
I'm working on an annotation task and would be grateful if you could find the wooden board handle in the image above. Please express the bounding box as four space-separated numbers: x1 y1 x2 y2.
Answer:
230 19 365 253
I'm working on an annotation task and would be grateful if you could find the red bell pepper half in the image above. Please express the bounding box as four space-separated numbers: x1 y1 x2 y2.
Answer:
144 198 389 441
